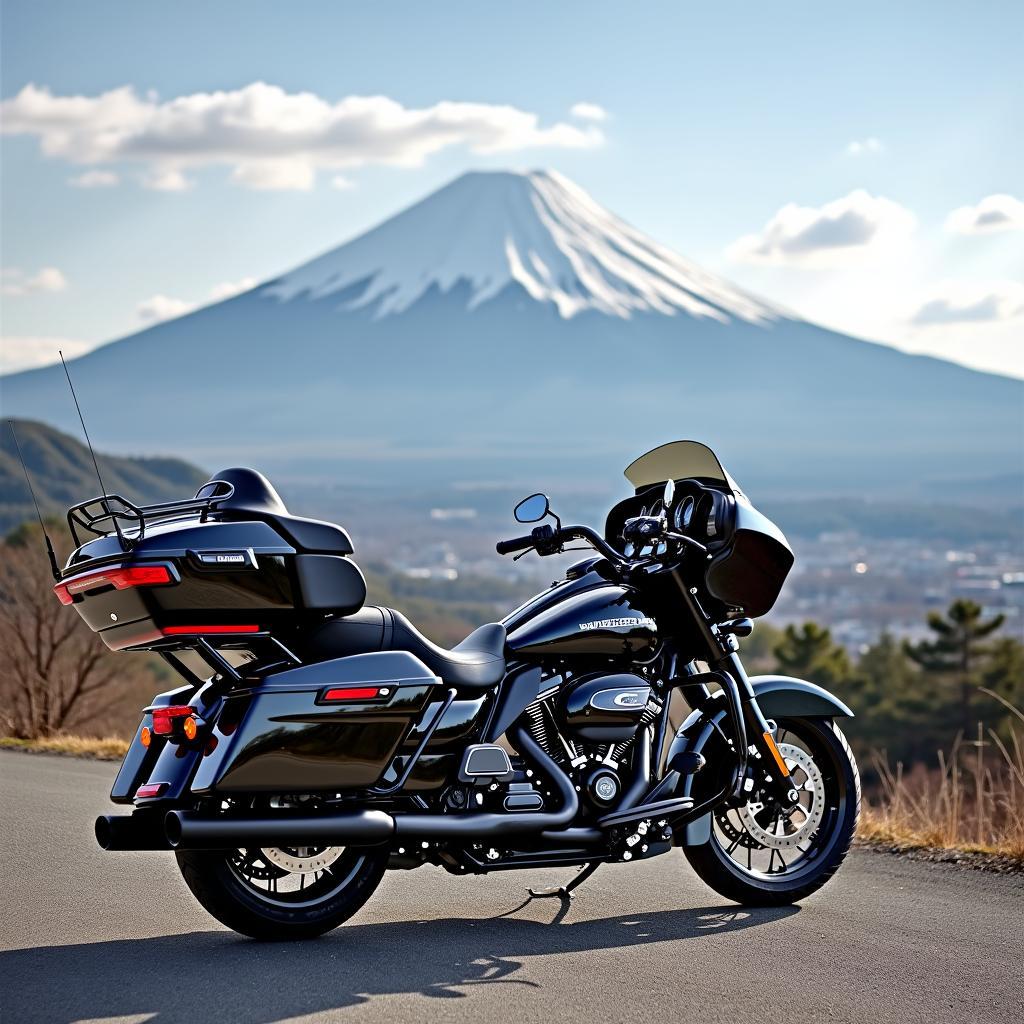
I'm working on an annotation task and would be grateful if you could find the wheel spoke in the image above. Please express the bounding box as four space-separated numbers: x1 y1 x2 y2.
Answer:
722 737 831 878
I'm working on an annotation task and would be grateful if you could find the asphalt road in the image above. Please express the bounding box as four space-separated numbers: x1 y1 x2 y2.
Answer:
2 750 1022 1024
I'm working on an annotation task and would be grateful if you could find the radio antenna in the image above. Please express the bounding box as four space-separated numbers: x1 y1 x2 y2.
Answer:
6 420 60 580
59 350 127 549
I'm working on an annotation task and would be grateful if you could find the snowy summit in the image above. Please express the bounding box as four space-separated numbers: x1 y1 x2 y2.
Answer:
265 170 779 324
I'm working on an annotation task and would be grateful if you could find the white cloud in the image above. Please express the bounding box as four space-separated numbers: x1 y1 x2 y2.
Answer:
846 137 883 157
1 82 604 191
570 102 608 122
136 294 194 323
68 169 119 188
908 280 1024 327
330 174 354 190
230 159 315 191
945 194 1024 235
1 266 68 296
0 336 95 373
727 189 916 267
143 168 193 192
208 277 257 301
137 277 259 321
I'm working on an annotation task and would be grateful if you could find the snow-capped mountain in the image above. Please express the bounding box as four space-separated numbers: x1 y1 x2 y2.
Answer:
2 170 1020 497
266 170 778 324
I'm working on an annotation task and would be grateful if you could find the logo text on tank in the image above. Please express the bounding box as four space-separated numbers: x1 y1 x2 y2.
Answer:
579 616 656 631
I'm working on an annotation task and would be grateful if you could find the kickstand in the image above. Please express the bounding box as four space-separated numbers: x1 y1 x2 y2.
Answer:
527 862 600 901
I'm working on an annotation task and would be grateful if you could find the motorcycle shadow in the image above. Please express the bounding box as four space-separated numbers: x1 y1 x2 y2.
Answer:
3 901 798 1023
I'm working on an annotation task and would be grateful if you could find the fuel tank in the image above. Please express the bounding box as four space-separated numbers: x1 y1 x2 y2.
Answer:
505 583 657 658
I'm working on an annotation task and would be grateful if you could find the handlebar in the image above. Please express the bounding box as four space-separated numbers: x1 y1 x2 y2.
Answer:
495 534 537 555
496 523 628 566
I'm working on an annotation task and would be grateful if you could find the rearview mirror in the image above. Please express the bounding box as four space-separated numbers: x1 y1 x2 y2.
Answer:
663 478 675 509
514 493 550 523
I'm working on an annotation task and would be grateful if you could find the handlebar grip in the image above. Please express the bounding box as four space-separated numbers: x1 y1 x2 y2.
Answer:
496 534 536 555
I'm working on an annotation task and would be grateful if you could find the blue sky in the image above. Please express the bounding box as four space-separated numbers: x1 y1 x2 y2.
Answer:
2 0 1022 376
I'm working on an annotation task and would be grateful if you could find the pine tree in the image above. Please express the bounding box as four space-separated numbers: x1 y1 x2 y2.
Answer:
843 633 933 762
905 599 1005 738
982 636 1024 706
773 621 851 689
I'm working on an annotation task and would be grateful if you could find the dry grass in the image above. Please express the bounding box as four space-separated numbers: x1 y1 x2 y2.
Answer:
858 688 1024 861
0 734 130 760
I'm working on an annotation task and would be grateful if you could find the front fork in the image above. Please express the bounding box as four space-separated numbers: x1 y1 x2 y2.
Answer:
687 654 798 809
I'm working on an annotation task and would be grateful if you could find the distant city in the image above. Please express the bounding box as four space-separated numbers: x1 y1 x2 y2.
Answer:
306 484 1023 652
770 533 1022 650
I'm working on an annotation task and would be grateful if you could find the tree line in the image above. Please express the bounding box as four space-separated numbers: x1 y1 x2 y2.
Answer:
746 603 1022 766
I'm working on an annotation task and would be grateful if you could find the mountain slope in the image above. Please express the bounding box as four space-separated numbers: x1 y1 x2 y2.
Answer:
0 419 206 533
1 170 1020 497
267 170 778 323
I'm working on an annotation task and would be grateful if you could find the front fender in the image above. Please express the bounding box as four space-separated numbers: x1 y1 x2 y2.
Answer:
667 675 853 846
747 675 854 719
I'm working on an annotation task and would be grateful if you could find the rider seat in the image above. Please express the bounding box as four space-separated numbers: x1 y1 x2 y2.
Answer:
303 606 506 689
386 609 507 689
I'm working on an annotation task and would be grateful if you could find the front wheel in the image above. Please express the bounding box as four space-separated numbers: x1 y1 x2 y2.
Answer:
684 717 860 905
176 844 389 940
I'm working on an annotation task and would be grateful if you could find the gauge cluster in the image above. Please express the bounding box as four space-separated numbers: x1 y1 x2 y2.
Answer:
604 477 735 559
600 468 793 618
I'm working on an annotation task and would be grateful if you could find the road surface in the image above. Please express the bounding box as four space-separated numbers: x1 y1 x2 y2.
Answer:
2 749 1021 1024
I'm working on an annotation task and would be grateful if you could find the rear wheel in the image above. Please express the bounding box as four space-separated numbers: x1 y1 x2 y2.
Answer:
684 717 859 905
176 844 388 940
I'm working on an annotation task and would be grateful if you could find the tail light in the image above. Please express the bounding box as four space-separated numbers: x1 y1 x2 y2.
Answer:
162 624 260 635
54 564 175 605
151 705 193 735
135 782 167 799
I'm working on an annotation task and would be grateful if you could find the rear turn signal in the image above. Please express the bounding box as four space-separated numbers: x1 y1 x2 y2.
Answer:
140 726 152 747
182 715 198 741
54 564 174 605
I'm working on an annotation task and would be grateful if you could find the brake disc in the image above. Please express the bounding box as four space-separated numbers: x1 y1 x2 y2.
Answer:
737 742 825 850
260 846 345 875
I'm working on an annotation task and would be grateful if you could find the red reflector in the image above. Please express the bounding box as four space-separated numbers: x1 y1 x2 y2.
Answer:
323 687 381 702
162 624 260 635
55 564 174 605
152 705 193 735
135 783 167 799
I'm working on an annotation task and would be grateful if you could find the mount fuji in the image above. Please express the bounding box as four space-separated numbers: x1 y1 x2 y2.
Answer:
2 170 1020 496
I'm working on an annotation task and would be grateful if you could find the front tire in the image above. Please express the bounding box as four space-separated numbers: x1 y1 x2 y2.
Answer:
176 844 388 940
684 717 860 906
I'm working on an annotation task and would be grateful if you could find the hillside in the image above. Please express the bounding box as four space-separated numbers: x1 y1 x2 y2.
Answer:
0 419 207 534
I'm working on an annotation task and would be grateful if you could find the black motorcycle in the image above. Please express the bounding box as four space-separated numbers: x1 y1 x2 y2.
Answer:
57 440 859 939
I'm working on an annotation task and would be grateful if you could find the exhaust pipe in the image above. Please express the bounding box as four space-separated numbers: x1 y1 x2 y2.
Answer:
166 808 395 850
165 724 579 850
392 725 577 839
95 813 172 851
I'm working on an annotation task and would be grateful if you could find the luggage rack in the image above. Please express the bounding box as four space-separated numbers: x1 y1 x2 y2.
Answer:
157 633 303 688
66 479 235 551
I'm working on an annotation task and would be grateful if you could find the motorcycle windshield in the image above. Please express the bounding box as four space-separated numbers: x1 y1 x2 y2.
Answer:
624 440 740 494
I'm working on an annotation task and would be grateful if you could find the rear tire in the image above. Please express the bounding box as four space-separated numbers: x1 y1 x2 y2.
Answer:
684 717 859 906
176 845 388 940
